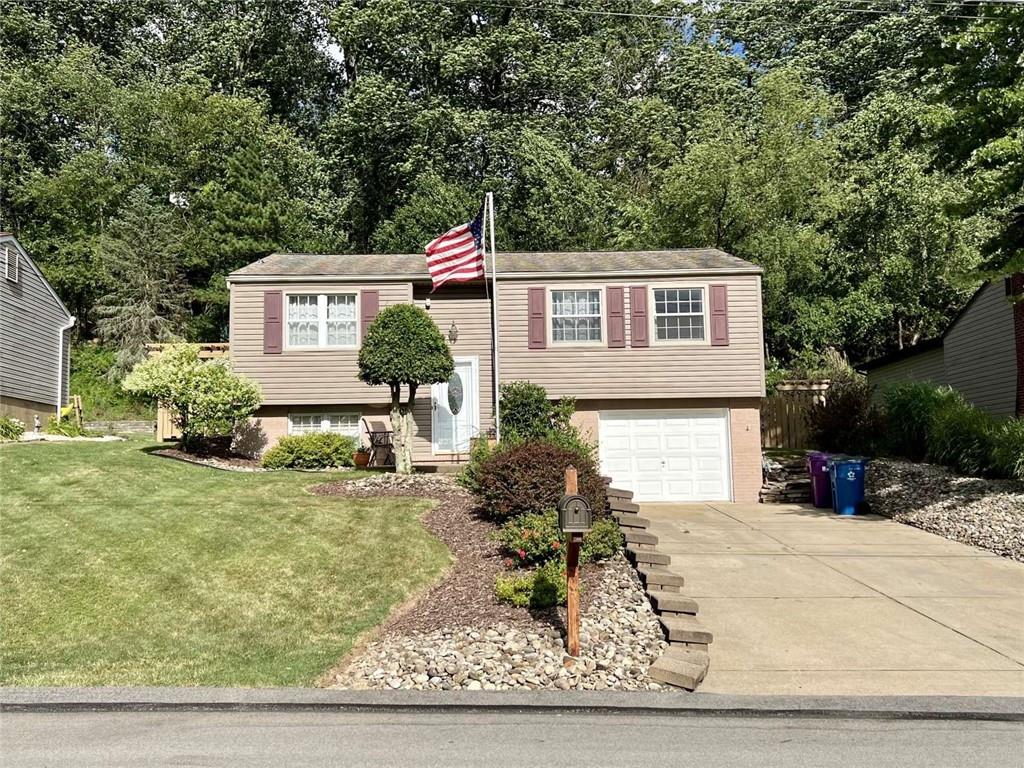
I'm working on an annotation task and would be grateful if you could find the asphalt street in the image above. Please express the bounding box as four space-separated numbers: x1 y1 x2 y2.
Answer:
2 711 1022 767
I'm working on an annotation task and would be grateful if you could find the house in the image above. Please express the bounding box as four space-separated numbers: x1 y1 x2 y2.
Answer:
226 249 767 502
0 234 75 426
862 274 1024 419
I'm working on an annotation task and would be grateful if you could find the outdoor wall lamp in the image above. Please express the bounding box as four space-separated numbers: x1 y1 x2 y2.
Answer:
448 321 459 344
424 297 431 310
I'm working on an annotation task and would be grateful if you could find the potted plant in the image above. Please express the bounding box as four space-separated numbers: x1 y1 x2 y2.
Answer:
353 443 371 468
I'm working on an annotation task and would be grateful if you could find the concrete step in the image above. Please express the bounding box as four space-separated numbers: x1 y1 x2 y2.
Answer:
637 566 684 588
606 486 634 500
647 647 709 691
647 590 699 616
614 514 650 529
609 498 640 514
627 546 670 566
659 614 713 645
623 529 658 546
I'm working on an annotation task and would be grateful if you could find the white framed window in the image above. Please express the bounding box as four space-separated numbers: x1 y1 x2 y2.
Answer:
551 289 602 343
653 287 706 341
288 412 361 438
286 293 357 348
3 245 18 283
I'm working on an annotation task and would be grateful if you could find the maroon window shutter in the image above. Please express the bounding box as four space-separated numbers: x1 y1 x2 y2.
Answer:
710 283 729 346
263 290 282 354
528 287 546 349
607 286 625 348
360 289 380 342
629 286 649 347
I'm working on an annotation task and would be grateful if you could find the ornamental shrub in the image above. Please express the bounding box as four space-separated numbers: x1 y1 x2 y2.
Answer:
805 372 884 454
497 509 623 567
44 416 88 437
494 559 568 609
926 398 997 477
123 344 262 451
496 510 564 566
0 416 25 442
581 517 624 563
262 433 357 470
990 419 1024 481
476 439 607 521
498 380 594 461
882 382 961 460
457 436 499 495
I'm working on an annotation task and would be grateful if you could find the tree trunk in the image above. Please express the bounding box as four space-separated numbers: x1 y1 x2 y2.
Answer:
390 384 416 475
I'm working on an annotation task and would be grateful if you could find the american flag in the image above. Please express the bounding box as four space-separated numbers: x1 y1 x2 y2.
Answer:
425 205 485 290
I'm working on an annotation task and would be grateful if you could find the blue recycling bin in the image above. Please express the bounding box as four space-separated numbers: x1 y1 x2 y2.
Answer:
829 457 869 516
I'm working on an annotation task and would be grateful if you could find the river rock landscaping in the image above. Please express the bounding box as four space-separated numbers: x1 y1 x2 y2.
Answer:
866 458 1024 562
313 472 675 692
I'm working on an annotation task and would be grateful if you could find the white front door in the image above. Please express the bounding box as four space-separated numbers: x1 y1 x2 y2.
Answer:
599 409 732 502
431 357 480 454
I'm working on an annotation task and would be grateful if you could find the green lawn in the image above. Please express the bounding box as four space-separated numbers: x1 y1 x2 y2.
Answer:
0 439 450 687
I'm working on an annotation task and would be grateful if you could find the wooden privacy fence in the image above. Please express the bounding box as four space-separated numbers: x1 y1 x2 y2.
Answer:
145 343 231 441
761 380 830 450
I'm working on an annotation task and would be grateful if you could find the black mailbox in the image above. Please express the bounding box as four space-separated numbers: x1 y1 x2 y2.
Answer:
557 494 593 533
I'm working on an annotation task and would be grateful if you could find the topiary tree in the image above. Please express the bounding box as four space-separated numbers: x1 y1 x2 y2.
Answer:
358 304 454 474
123 344 262 452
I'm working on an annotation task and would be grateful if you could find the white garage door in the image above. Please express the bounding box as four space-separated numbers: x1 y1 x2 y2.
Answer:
599 410 732 502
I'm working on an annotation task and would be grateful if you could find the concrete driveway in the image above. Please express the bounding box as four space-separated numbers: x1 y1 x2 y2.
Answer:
643 502 1024 696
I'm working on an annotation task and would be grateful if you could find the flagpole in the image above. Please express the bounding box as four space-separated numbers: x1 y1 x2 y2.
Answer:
487 191 501 443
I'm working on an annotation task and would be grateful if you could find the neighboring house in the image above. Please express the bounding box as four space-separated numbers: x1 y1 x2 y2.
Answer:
862 274 1024 419
226 249 767 503
0 234 75 426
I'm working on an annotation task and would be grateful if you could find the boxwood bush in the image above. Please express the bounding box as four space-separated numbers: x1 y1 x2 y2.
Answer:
262 433 357 470
475 439 607 521
494 559 567 609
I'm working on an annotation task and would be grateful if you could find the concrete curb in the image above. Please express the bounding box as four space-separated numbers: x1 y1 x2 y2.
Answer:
3 688 1022 721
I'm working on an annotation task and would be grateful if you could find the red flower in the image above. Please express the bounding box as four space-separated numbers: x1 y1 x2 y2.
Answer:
551 541 561 550
503 557 514 569
517 549 527 559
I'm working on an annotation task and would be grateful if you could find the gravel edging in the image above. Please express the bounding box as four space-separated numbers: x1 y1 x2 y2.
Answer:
866 459 1024 562
312 474 673 692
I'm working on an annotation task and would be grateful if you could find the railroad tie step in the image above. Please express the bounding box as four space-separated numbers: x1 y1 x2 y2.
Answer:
659 614 713 645
615 514 651 529
626 546 670 567
647 647 709 691
606 486 634 501
623 529 658 546
647 590 699 616
637 566 685 588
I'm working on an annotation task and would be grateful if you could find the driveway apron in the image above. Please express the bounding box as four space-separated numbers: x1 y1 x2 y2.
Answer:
642 502 1024 696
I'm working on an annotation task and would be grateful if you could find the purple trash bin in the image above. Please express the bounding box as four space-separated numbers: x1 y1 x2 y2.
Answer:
807 451 832 508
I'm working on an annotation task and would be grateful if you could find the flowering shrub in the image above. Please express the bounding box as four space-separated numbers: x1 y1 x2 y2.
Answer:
123 344 261 451
0 416 25 442
497 510 623 567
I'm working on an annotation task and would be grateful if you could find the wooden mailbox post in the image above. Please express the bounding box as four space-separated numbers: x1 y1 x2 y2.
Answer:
558 466 593 657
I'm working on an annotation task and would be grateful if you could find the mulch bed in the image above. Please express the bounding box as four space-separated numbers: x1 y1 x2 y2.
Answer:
310 477 608 636
153 447 266 472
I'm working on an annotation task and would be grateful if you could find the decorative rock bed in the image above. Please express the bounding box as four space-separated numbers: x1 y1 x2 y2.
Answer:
867 458 1024 562
331 555 670 691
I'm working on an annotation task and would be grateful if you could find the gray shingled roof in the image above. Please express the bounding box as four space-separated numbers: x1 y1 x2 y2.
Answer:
228 248 760 280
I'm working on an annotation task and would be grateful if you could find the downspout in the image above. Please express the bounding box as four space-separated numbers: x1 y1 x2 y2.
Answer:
56 316 76 418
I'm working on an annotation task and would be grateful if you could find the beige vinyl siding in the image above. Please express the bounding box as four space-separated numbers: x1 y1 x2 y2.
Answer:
0 237 72 409
497 274 765 399
866 347 947 402
229 281 412 405
944 281 1017 418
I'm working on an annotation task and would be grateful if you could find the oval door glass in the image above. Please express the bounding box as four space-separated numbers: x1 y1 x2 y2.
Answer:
447 372 464 415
